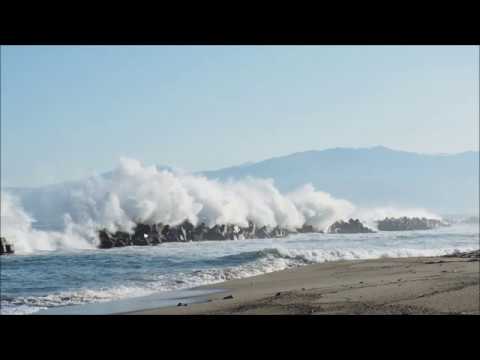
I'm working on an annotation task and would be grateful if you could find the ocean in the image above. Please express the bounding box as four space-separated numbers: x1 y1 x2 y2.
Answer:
1 223 478 315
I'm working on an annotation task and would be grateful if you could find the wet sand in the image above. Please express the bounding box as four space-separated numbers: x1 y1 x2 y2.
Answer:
124 253 479 315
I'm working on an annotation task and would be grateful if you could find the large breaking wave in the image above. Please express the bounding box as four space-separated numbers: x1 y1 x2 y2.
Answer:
1 157 441 254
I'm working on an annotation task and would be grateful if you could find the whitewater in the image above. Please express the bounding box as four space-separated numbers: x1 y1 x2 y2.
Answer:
1 157 478 314
1 224 478 314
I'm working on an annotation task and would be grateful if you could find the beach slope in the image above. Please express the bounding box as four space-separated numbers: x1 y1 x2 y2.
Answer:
126 253 479 315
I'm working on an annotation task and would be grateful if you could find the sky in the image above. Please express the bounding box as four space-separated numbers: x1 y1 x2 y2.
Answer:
1 45 478 188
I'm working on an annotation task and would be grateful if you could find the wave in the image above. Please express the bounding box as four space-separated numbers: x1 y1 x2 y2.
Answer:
1 158 354 253
392 231 478 240
3 157 355 233
0 192 98 253
2 241 476 315
1 157 444 254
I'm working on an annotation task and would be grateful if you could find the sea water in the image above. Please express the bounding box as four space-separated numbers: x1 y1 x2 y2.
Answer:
1 224 478 315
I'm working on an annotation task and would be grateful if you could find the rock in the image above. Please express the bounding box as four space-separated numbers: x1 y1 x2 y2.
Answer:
205 225 228 240
327 219 375 234
0 237 15 255
270 227 286 237
132 224 153 245
255 226 271 239
229 224 244 240
297 224 317 233
243 222 257 238
376 217 450 231
165 220 195 242
181 220 195 238
96 219 324 249
443 250 480 259
161 224 177 242
98 230 114 249
193 222 209 241
98 230 132 248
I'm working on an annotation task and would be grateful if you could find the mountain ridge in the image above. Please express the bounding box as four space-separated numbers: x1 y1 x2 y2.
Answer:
198 146 479 214
3 146 478 216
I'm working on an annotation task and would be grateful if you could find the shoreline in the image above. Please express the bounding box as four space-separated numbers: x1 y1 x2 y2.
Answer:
122 251 479 315
36 288 226 315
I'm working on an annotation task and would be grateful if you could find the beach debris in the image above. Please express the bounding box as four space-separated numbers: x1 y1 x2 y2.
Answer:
223 295 234 300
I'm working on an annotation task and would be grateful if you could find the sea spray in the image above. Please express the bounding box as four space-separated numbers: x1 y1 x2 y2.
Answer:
1 157 443 253
0 192 98 253
1 158 354 252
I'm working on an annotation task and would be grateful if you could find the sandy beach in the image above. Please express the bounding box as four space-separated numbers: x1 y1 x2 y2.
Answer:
125 252 479 315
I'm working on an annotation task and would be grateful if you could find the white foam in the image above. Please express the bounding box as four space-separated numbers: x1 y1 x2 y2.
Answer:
2 232 476 315
0 192 97 253
2 157 448 254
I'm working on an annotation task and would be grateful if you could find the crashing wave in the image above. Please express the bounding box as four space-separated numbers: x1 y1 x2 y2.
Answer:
1 157 445 254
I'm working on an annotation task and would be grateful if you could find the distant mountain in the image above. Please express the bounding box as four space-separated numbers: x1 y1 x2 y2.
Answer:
200 146 479 214
3 147 478 227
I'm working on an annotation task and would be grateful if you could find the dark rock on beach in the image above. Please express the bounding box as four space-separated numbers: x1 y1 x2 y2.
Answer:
0 237 15 255
327 219 375 234
376 217 450 231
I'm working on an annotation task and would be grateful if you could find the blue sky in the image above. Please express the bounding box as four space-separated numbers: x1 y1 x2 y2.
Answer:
1 46 478 187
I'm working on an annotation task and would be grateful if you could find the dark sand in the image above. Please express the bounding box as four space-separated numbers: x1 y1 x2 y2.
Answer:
124 253 479 315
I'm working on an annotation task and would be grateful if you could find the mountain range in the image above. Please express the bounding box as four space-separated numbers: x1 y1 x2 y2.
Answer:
199 146 478 215
4 146 479 224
